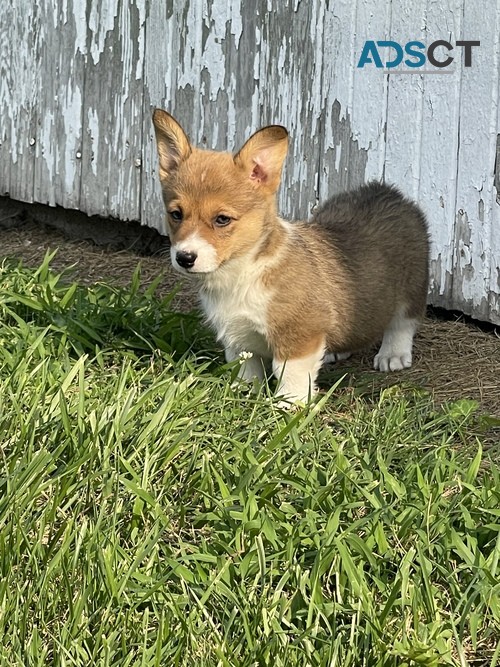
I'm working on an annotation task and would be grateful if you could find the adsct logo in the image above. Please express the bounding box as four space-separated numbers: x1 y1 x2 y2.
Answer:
357 40 480 71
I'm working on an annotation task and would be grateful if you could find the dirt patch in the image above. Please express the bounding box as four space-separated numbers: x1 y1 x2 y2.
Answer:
1 208 499 418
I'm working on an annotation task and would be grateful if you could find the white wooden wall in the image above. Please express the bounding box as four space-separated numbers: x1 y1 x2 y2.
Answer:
1 0 499 324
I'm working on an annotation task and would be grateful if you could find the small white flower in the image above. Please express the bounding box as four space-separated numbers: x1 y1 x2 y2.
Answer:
238 350 254 362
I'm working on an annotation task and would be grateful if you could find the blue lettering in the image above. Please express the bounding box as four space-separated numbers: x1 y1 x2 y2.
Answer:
404 41 426 67
357 40 383 68
378 41 404 68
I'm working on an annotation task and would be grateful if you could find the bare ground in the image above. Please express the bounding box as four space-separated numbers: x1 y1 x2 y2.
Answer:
1 215 499 419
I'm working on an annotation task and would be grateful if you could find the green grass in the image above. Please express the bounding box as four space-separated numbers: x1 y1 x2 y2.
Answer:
0 253 499 667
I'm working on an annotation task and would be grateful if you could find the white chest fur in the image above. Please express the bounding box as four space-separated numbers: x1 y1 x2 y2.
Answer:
200 259 273 358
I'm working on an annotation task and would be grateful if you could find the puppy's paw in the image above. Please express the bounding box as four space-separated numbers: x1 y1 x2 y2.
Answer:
373 352 412 372
375 313 417 373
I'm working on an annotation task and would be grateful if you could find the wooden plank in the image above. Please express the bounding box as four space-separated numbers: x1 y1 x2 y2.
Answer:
79 0 146 221
485 2 500 325
383 1 429 199
0 1 39 202
248 0 324 220
33 0 86 210
453 0 500 323
318 0 391 200
416 0 464 310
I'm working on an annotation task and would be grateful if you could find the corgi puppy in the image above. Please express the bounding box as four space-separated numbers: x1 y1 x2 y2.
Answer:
152 109 429 404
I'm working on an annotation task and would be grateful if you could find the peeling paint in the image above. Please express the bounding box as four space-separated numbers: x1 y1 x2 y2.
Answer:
61 86 82 196
86 108 99 176
429 254 453 305
88 0 119 66
478 198 485 221
320 100 368 197
454 209 476 292
67 0 87 56
494 134 500 205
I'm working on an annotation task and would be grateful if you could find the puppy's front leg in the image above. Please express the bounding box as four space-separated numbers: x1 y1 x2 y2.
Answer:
272 338 326 405
225 346 266 382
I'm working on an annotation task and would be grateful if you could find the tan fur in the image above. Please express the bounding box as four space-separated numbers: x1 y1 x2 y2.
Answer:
264 224 355 361
152 109 430 403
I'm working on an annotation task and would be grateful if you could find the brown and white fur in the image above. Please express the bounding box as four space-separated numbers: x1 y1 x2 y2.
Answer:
152 109 430 405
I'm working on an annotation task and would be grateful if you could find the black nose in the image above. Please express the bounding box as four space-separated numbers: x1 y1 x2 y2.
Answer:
176 250 197 269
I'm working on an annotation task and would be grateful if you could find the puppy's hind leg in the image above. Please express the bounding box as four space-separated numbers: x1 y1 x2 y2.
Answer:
373 308 418 372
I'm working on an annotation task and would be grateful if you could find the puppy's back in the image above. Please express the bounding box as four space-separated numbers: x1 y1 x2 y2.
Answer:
311 181 429 321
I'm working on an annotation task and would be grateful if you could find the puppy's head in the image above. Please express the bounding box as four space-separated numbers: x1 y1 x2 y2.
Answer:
152 109 288 275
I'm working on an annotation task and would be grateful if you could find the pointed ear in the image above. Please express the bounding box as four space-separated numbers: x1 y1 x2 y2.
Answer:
234 125 288 194
152 109 192 179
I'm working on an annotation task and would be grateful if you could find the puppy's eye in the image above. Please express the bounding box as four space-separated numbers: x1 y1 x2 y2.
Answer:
215 214 231 227
169 209 183 222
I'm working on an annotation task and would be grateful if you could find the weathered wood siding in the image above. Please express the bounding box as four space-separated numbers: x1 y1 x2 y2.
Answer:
1 0 499 324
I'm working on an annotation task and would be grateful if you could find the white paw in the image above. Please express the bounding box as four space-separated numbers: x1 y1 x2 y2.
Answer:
373 352 412 372
374 310 417 373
